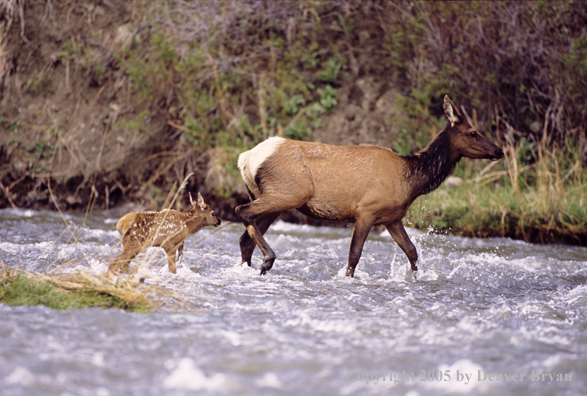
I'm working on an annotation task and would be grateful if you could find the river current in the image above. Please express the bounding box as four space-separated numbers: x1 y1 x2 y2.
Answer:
0 208 586 395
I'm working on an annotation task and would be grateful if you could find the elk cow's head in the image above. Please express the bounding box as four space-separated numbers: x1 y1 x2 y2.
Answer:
443 95 504 161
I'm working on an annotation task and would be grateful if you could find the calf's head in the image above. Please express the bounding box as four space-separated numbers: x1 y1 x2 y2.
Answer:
189 192 222 227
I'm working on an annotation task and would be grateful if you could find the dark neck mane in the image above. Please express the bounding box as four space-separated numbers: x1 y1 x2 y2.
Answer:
403 131 461 198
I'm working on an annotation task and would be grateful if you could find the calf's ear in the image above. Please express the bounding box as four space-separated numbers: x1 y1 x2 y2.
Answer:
197 192 205 210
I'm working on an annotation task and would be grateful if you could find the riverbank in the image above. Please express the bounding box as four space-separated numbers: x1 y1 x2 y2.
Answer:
406 142 587 244
1 1 586 246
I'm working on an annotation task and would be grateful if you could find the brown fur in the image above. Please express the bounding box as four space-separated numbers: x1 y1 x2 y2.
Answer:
108 193 221 274
235 96 504 278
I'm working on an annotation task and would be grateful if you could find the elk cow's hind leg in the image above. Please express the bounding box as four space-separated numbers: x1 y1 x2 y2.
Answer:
235 179 312 275
247 223 276 275
238 211 281 268
235 202 280 275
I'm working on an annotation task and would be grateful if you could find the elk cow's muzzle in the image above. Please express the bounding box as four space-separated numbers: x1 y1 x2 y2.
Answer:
491 147 505 160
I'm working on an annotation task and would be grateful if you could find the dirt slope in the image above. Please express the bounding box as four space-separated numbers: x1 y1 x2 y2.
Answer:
0 1 406 221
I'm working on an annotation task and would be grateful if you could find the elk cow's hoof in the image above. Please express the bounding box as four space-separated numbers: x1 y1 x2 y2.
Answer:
412 269 419 280
259 256 275 275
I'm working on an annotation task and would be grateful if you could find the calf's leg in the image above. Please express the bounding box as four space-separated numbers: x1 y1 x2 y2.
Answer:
108 247 139 274
165 247 177 274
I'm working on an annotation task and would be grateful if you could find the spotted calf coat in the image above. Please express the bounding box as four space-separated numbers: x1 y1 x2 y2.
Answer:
108 193 221 274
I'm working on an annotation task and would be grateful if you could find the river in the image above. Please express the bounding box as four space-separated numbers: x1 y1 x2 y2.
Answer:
0 208 586 395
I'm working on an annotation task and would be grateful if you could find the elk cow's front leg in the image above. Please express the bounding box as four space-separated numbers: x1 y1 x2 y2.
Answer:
345 216 374 277
385 221 419 279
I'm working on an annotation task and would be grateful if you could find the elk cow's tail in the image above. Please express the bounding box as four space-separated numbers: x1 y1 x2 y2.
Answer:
116 213 137 237
238 137 285 200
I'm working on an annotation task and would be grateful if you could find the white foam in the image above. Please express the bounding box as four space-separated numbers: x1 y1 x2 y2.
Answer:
82 228 110 239
57 245 78 260
285 312 357 334
565 284 587 305
0 242 20 254
541 353 566 368
6 366 34 386
21 210 35 218
270 220 323 234
92 352 106 367
163 358 225 391
221 330 242 346
255 372 282 389
417 269 439 281
219 261 260 279
430 359 488 393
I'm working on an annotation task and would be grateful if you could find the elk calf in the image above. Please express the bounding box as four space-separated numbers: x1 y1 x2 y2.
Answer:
235 96 504 278
108 193 221 274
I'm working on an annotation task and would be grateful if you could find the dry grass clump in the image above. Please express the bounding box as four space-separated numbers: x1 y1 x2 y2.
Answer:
0 263 196 312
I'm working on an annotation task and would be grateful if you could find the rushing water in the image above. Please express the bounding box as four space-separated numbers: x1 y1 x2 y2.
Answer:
0 207 586 396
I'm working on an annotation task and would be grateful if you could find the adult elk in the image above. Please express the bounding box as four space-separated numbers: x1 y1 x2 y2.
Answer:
108 193 221 274
235 96 504 278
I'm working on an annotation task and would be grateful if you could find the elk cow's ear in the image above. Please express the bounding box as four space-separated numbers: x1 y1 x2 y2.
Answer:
443 95 461 127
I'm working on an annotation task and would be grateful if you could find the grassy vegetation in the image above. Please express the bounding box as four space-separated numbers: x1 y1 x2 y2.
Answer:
0 266 154 312
2 0 587 244
109 1 587 242
114 1 343 198
369 1 587 244
406 141 587 243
